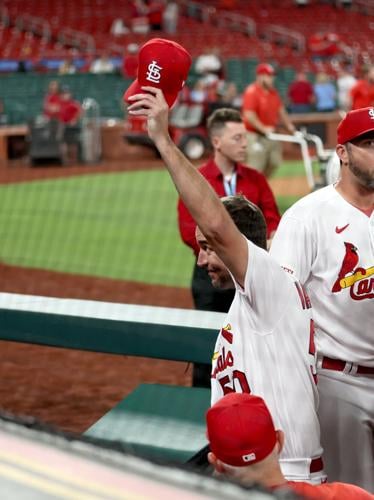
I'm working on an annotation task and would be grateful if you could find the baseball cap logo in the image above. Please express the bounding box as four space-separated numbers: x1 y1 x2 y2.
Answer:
369 108 374 120
242 452 256 462
146 60 162 84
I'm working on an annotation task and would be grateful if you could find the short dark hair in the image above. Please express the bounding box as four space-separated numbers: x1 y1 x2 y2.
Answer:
207 108 243 137
222 195 267 250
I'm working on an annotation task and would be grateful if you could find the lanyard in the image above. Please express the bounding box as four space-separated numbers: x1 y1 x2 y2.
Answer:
223 172 237 196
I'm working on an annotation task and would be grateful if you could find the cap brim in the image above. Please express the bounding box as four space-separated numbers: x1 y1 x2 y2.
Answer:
124 79 178 108
341 126 374 144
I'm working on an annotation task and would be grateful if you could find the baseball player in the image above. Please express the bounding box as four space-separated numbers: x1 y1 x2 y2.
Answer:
127 85 325 484
270 107 374 491
206 393 374 499
178 107 281 388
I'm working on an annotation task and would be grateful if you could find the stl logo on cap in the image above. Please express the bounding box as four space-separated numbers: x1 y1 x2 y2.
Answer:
124 38 192 108
337 106 374 144
146 60 162 84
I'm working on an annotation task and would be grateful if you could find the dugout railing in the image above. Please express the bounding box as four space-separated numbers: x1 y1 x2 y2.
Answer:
0 292 225 464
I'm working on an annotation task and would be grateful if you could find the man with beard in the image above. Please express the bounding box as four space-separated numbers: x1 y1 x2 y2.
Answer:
127 85 326 484
270 107 374 492
242 63 295 177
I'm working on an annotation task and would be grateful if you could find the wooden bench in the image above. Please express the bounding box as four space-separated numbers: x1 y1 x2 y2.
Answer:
0 293 225 463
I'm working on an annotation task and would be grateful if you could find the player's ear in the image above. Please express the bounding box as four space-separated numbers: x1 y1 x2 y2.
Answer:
208 452 226 473
336 143 347 165
208 451 217 466
211 134 220 150
275 430 285 454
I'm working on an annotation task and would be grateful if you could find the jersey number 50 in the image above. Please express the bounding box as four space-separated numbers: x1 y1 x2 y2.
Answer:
218 370 251 395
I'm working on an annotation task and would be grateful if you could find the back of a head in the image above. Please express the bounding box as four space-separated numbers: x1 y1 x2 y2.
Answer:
222 195 267 249
207 107 242 138
206 393 277 467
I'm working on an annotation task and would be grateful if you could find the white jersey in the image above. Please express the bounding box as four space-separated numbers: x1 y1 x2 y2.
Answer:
270 185 374 366
211 239 323 476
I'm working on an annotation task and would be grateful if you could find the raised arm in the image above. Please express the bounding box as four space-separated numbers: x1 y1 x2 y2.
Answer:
128 86 248 287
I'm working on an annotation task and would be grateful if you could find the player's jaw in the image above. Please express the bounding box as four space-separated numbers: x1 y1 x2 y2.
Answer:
207 264 233 289
346 142 374 190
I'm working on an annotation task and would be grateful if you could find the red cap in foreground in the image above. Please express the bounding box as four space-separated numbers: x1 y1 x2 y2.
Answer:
206 393 277 467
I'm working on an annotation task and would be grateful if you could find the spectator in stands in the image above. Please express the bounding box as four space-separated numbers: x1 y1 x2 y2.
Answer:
110 18 130 36
177 108 280 387
147 0 165 30
313 72 337 112
90 52 115 74
122 43 139 79
189 80 207 104
195 47 224 85
43 80 61 120
242 63 295 178
58 87 81 125
162 0 179 34
308 31 351 63
130 0 150 33
336 62 357 111
287 71 314 113
208 81 242 114
58 58 76 75
206 393 373 499
349 65 374 110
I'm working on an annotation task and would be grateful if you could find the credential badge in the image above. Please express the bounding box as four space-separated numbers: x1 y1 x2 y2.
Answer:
146 60 162 84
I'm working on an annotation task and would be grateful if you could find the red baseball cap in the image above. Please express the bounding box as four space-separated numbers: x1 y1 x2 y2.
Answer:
124 38 192 108
337 107 374 144
206 393 277 467
256 63 275 76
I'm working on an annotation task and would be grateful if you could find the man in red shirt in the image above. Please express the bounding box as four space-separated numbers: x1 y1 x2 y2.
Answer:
287 71 314 113
242 63 295 178
206 393 373 499
177 108 280 386
122 43 139 79
350 66 374 110
58 87 81 125
58 87 81 163
43 80 62 120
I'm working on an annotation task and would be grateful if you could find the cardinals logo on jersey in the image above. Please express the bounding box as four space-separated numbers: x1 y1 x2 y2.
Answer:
332 241 374 300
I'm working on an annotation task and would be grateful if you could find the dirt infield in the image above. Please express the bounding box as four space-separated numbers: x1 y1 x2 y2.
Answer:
0 159 307 434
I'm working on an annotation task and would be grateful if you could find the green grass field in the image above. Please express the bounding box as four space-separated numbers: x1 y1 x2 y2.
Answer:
0 161 307 288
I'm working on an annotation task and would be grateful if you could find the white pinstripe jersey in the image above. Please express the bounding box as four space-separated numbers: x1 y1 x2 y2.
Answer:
210 239 323 471
270 185 374 366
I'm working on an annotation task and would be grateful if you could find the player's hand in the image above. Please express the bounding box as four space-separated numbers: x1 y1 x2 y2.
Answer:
127 86 170 144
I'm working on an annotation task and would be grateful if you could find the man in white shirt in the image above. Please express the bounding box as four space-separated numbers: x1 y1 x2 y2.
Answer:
126 84 325 484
